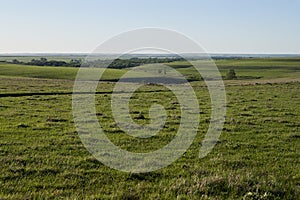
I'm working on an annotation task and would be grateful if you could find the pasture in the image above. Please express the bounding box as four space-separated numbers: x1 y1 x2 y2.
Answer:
0 57 299 199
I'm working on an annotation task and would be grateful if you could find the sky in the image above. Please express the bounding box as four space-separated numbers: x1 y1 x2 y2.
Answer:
1 0 300 54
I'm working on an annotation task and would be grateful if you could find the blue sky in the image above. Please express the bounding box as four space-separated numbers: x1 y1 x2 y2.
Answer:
1 0 300 53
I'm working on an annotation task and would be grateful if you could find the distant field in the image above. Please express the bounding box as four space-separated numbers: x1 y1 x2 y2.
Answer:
0 55 86 63
217 58 300 79
0 63 127 81
169 58 300 80
1 58 300 81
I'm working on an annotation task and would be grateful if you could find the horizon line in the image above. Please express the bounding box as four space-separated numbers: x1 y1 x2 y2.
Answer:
1 52 300 55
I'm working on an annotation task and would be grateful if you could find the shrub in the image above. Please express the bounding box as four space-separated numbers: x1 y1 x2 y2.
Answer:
226 69 237 80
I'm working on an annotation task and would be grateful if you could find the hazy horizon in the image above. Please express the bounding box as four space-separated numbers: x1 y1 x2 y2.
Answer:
1 52 300 56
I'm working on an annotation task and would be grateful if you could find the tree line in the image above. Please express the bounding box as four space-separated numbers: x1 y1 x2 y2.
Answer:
9 57 184 69
85 57 184 69
11 58 82 67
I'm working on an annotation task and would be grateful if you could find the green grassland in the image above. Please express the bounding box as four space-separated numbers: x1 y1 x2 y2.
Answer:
0 63 128 81
0 55 86 63
216 58 300 79
169 58 300 80
1 57 300 82
0 58 299 199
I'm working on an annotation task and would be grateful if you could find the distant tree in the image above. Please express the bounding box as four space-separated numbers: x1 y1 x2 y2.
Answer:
47 60 67 66
69 59 82 67
226 69 237 80
12 59 20 64
29 59 43 66
40 57 47 63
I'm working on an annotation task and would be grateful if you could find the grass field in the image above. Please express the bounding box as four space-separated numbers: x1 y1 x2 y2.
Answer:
0 63 128 81
170 58 300 80
1 57 300 81
0 58 299 199
0 55 86 63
